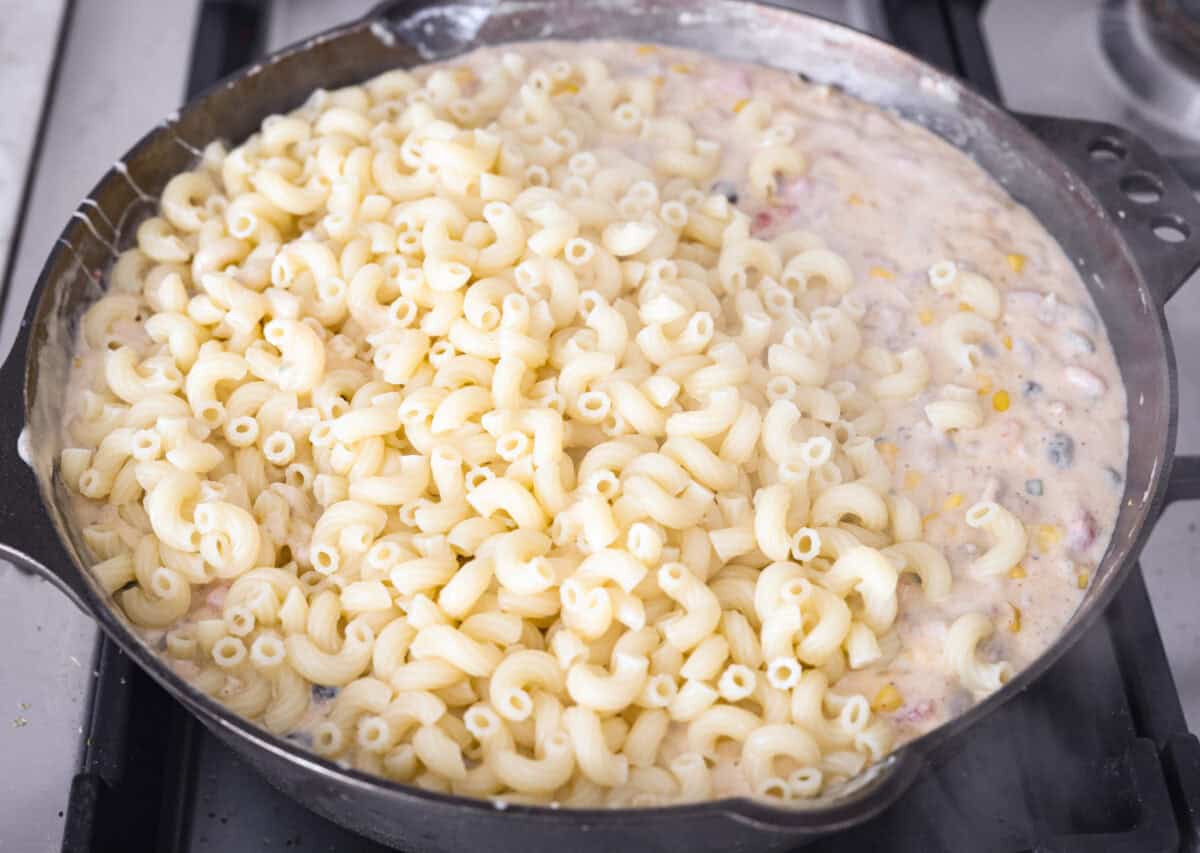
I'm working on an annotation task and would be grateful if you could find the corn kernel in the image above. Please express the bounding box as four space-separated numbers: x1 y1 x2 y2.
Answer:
1009 564 1028 580
992 390 1011 412
903 470 923 490
1077 570 1090 589
1008 605 1022 633
871 684 903 713
1002 335 1013 351
1007 253 1027 274
877 441 899 465
560 82 580 94
847 192 865 206
636 44 658 55
943 493 964 510
670 63 693 74
732 98 750 113
1035 524 1062 551
869 266 895 280
918 309 934 326
959 301 974 312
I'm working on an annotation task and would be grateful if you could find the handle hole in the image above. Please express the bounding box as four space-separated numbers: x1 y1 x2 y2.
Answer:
1119 171 1164 204
1152 215 1190 244
1088 136 1127 163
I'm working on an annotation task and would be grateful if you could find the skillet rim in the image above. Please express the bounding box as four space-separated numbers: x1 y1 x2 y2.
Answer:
11 0 1180 830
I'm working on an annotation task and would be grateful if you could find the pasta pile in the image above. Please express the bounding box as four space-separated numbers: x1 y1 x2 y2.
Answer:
62 45 1022 806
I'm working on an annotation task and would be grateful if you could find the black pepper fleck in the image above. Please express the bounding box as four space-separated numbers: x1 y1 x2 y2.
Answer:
710 180 738 205
1046 433 1075 469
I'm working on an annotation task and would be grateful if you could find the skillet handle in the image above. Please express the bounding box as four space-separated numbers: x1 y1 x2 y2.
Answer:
1016 112 1200 306
0 319 94 614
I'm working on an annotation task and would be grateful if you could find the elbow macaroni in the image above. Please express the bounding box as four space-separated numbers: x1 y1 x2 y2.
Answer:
60 41 1049 808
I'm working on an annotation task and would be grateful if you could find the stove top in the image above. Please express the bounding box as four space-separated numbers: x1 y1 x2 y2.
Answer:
4 1 1200 851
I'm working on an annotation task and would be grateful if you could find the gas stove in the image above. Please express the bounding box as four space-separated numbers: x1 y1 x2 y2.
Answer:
3 1 1200 851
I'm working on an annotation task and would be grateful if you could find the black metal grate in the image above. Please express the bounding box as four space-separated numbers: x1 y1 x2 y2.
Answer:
185 0 268 101
57 1 1200 851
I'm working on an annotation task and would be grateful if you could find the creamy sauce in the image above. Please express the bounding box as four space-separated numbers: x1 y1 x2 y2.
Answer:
59 40 1127 804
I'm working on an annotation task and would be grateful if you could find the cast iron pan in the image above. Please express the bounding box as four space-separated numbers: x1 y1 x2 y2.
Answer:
4 2 1200 850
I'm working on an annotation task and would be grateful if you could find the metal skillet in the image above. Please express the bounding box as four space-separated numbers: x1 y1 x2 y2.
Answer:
4 1 1200 850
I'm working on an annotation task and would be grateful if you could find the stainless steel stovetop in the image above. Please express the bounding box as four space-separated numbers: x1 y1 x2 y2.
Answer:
2 1 1200 850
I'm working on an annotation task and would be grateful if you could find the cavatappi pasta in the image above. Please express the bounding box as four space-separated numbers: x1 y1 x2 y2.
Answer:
60 40 1127 807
